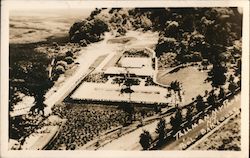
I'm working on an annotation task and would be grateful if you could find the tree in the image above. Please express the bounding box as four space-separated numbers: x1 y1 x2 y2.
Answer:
113 77 124 86
164 21 179 38
169 80 182 103
148 8 170 29
207 90 217 109
65 51 74 57
234 59 241 77
92 18 109 36
121 76 135 100
9 86 22 112
55 65 65 75
228 74 234 83
209 62 227 88
228 81 237 94
9 46 52 118
170 106 183 133
186 106 193 127
139 130 152 150
32 90 46 116
170 80 181 92
196 95 206 112
118 102 134 125
218 87 225 99
69 18 109 43
117 26 127 36
89 8 102 19
155 37 177 57
155 118 166 144
64 56 74 64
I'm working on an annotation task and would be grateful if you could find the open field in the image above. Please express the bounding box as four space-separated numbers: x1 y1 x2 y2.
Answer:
10 9 91 44
156 66 212 105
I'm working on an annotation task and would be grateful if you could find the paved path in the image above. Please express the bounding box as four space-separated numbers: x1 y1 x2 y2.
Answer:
43 33 119 115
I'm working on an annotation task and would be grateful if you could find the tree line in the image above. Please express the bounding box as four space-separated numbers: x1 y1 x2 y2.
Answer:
139 76 240 150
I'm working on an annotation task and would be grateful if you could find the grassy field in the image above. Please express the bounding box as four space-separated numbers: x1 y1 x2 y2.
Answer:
193 114 241 150
156 66 212 104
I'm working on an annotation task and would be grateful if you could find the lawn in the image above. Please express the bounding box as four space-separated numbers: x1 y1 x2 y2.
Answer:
156 66 212 105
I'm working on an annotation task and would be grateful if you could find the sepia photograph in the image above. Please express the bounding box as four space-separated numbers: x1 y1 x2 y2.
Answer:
1 1 249 158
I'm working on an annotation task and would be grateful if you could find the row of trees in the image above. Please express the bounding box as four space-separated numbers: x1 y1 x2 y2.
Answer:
139 76 240 150
170 78 239 133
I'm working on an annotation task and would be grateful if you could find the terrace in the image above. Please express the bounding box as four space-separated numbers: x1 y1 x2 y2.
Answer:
70 82 171 105
69 47 165 105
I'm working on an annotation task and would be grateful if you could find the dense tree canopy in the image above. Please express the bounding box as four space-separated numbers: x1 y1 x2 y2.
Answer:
69 8 242 68
69 18 109 43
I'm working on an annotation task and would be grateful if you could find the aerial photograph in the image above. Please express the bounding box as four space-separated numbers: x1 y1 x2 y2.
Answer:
8 7 242 151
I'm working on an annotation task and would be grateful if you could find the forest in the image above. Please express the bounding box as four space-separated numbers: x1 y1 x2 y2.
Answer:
10 7 242 119
69 7 242 86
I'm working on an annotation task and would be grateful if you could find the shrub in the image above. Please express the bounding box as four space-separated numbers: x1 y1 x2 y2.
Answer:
64 56 74 64
65 51 73 57
228 81 237 94
192 52 203 61
56 60 68 69
80 39 88 47
55 65 65 75
117 27 127 36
